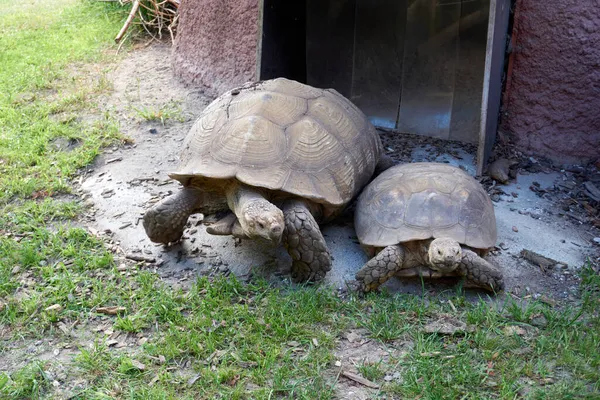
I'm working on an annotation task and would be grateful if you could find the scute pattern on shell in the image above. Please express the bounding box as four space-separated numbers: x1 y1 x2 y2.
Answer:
355 163 497 249
169 78 382 207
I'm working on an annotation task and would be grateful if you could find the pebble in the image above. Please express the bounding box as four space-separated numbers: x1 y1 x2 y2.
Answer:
593 237 600 244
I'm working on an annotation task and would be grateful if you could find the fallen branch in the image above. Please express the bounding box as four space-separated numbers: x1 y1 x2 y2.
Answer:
341 370 380 389
115 0 140 43
113 0 179 44
125 253 156 263
520 249 564 272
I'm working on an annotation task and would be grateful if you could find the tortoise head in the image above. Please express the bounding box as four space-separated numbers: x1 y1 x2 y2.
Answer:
240 199 284 244
428 238 462 272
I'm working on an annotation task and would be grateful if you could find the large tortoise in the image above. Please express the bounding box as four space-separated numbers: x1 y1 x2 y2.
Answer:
143 78 385 282
353 162 504 292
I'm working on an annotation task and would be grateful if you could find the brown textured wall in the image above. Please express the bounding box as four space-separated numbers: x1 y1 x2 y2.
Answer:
501 0 600 163
172 0 260 97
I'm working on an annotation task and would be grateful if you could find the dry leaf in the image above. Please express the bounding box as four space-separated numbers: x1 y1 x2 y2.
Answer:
187 373 201 386
423 315 471 335
228 374 240 386
45 304 63 312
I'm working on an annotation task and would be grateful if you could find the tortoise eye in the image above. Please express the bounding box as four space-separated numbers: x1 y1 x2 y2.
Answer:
258 222 265 229
437 249 442 255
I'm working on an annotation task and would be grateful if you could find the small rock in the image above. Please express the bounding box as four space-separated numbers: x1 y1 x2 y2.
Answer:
593 237 600 244
45 304 63 312
503 325 526 336
130 360 146 371
531 315 548 328
512 226 519 232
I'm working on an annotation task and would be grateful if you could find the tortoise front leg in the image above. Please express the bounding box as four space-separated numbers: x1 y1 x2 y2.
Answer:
458 249 504 292
143 187 225 244
143 187 205 244
355 244 405 292
206 213 248 239
206 212 237 235
281 199 331 283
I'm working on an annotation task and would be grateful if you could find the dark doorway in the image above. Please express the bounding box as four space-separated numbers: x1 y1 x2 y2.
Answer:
259 1 307 83
259 0 509 173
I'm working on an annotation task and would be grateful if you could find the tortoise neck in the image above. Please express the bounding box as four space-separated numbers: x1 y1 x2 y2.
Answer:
225 182 269 219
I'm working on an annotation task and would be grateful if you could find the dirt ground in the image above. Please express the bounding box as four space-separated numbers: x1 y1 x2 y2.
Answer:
2 42 599 399
79 43 599 304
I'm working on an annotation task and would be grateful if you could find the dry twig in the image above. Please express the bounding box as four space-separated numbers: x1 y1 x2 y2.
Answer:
113 0 179 44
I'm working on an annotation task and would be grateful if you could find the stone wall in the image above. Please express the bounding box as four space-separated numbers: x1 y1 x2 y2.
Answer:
501 0 600 163
172 0 260 97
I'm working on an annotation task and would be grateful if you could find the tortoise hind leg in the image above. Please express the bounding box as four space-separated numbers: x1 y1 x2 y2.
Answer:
355 245 405 292
458 249 504 292
281 199 331 283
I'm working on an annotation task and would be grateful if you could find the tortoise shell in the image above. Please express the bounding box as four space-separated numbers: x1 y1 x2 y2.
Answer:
355 162 497 249
170 78 382 209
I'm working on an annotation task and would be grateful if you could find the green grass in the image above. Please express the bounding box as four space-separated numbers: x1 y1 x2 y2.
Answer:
133 100 185 124
1 1 600 399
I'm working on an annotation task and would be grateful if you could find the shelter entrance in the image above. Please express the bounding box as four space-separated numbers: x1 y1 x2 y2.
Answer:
259 0 509 173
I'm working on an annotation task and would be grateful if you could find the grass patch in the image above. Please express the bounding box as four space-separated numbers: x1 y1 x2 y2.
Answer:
133 100 184 124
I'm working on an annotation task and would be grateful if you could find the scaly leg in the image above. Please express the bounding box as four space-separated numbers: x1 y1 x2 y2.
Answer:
143 187 224 244
458 249 504 292
281 199 331 283
355 244 405 292
206 213 247 239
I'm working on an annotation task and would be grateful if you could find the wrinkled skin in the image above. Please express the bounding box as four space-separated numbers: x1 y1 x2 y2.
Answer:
428 238 462 272
239 199 284 244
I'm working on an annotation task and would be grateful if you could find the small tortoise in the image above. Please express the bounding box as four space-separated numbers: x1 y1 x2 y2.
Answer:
353 162 504 292
143 78 385 282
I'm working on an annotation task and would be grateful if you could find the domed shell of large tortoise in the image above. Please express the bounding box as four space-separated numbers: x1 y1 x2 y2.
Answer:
170 78 382 209
355 162 497 249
